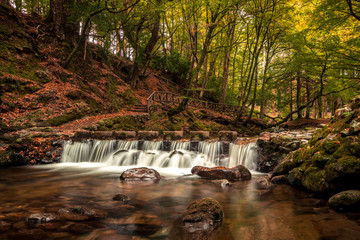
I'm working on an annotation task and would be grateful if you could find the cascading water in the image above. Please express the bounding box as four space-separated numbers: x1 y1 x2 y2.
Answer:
61 140 259 170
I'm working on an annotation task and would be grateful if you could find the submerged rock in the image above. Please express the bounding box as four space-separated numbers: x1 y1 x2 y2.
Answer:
256 176 275 190
58 206 107 221
329 190 360 211
182 198 223 232
271 175 288 184
26 213 60 225
210 179 230 188
120 167 161 181
112 194 131 202
191 165 251 181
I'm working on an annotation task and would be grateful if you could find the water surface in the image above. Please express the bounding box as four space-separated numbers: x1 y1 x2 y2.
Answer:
0 164 359 240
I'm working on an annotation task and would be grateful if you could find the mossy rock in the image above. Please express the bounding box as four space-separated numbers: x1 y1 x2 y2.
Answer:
301 167 331 193
335 156 360 176
288 167 304 187
322 139 341 154
272 152 297 176
311 151 331 169
332 145 353 159
329 190 360 211
292 148 305 166
324 162 340 183
344 136 360 157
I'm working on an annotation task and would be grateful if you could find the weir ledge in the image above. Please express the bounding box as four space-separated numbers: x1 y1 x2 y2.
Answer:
73 130 239 142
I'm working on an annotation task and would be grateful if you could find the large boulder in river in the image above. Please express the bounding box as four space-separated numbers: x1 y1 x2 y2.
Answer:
328 190 360 211
191 165 251 181
183 198 223 232
120 167 161 181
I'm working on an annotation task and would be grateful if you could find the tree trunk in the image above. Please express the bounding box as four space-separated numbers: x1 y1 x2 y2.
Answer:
289 79 293 120
305 77 310 118
52 0 65 40
220 19 236 104
296 72 302 119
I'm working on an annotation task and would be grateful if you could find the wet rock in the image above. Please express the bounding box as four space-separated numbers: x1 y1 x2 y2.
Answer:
26 213 60 225
0 221 11 233
182 198 223 232
256 176 274 189
329 190 360 211
120 167 161 181
210 179 230 188
271 175 288 184
68 223 94 234
112 194 130 202
191 165 251 181
58 206 107 221
271 151 297 177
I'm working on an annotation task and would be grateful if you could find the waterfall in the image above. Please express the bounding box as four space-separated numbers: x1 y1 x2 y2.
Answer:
228 142 258 170
61 140 259 170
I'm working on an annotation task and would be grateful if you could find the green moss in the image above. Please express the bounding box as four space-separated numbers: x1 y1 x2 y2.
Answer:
292 149 305 166
336 156 360 176
301 167 330 193
311 151 331 168
272 152 298 176
288 167 304 187
322 139 341 154
332 145 352 159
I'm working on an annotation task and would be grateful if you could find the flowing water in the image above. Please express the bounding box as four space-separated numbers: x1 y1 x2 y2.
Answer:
0 141 359 240
61 140 259 170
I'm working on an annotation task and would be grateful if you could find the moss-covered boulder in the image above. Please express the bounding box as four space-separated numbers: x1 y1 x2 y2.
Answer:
288 167 304 187
311 151 331 168
301 167 332 193
272 151 297 176
329 190 360 211
182 198 223 232
322 139 340 154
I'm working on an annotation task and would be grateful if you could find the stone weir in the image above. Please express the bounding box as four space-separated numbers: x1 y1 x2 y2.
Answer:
61 139 259 170
72 130 238 142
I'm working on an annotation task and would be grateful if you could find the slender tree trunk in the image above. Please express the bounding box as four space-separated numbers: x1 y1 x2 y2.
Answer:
220 18 236 104
318 96 323 118
290 79 293 120
296 72 302 119
305 77 310 118
245 65 259 124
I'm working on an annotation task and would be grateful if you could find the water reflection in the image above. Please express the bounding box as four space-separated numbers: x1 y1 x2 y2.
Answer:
0 165 359 240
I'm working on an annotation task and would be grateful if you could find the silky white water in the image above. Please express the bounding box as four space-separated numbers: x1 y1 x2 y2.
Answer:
61 140 259 171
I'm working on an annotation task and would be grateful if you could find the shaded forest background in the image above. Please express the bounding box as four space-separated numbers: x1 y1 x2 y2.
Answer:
1 0 360 125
